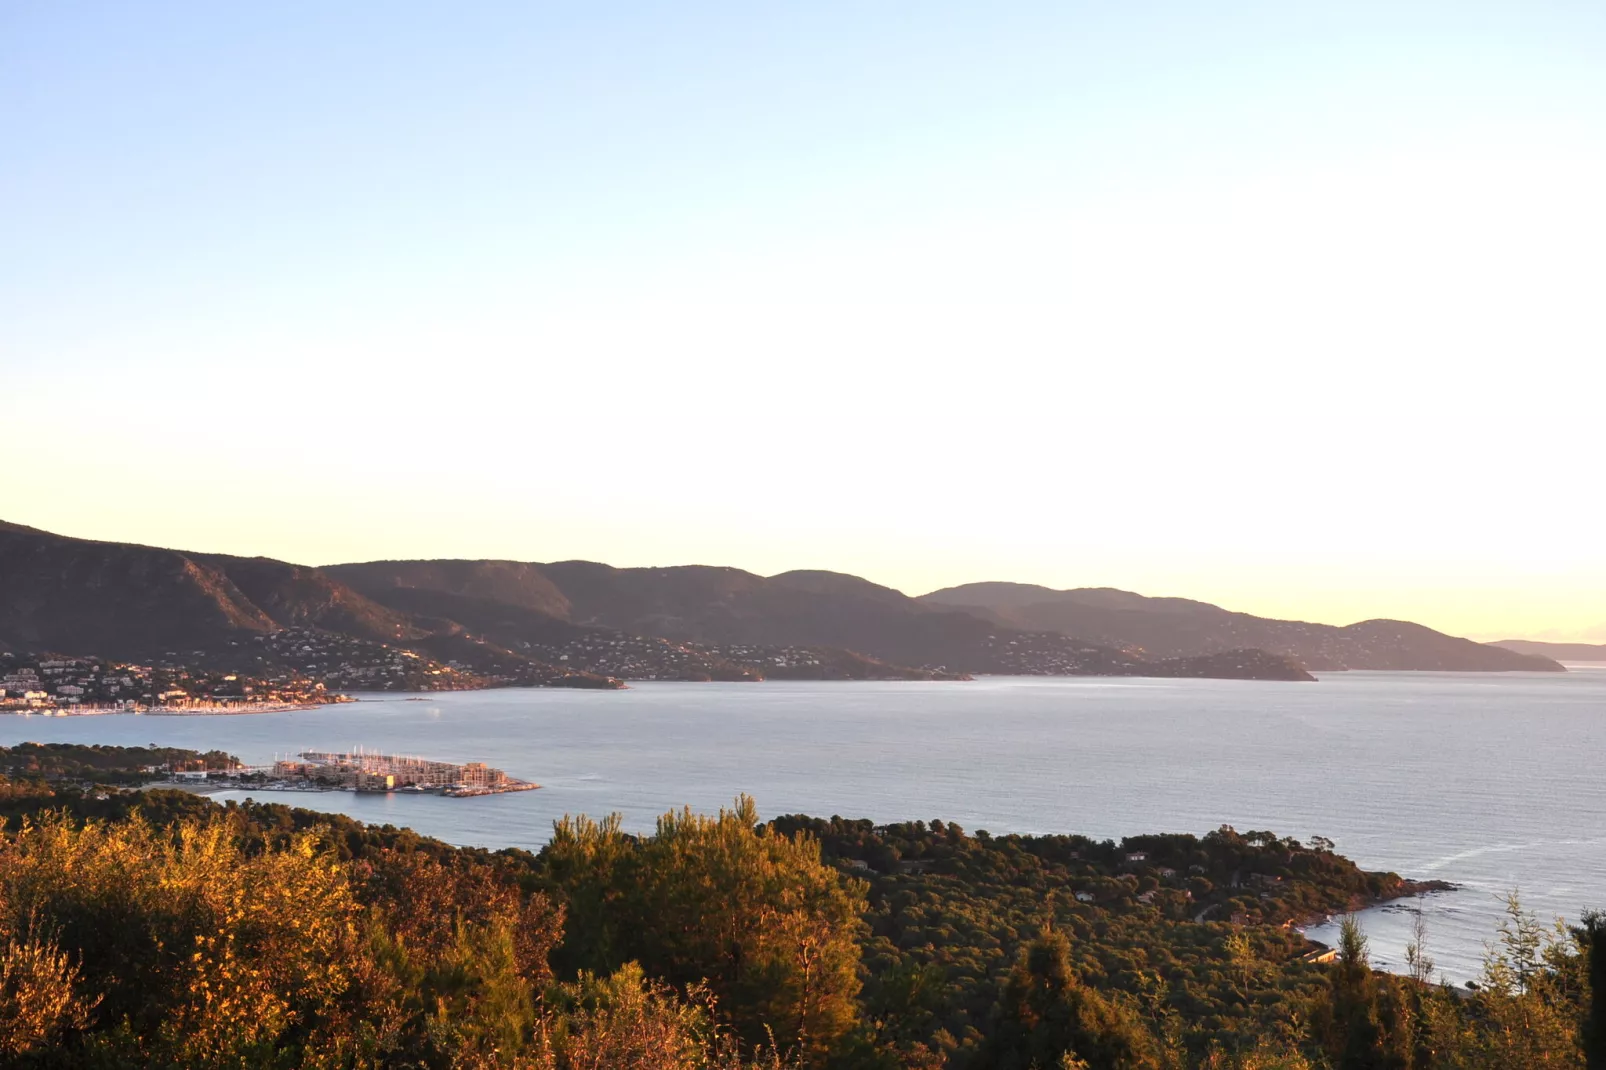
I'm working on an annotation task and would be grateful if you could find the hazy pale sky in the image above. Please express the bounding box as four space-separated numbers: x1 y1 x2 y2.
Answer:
4 2 1604 641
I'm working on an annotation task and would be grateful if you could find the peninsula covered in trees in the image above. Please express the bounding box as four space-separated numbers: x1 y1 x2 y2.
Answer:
0 780 1596 1068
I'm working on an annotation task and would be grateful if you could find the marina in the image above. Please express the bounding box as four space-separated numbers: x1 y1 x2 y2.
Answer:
269 749 538 796
170 748 537 797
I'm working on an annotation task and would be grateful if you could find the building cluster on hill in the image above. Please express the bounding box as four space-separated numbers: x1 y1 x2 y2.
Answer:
236 628 621 691
523 631 960 681
240 630 479 690
976 631 1142 674
528 633 766 681
0 653 334 713
3 625 1174 708
7 617 1004 711
241 626 964 686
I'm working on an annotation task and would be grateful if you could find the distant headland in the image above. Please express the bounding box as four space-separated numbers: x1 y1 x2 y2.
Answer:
1489 638 1606 662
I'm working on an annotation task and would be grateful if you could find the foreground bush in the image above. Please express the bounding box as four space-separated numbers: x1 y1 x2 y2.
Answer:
0 807 798 1069
0 792 1597 1069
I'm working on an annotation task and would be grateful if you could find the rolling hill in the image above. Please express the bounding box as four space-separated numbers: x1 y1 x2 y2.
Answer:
0 522 416 658
0 523 612 687
0 524 1169 681
11 518 1549 682
325 558 1311 680
331 559 1011 668
918 582 1564 672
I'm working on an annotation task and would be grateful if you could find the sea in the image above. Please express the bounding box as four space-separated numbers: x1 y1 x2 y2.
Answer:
2 668 1602 984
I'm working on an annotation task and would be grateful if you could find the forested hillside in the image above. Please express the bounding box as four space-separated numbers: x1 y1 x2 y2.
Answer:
0 780 1596 1068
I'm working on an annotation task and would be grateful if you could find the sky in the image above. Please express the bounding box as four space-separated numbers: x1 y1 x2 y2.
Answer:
4 2 1604 642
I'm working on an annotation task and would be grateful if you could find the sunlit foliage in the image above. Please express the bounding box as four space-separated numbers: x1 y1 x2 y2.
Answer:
544 795 867 1061
0 790 1595 1069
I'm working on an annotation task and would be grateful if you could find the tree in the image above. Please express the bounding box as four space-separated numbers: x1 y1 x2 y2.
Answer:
544 811 637 978
1579 910 1605 1069
543 797 866 1063
1485 891 1548 996
0 811 361 1067
987 927 1163 1070
1312 917 1391 1070
532 961 792 1070
1443 891 1586 1070
1224 931 1260 1004
0 921 98 1059
1404 906 1434 986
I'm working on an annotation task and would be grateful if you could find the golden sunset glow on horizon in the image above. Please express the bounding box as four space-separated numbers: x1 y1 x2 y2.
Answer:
5 4 1602 644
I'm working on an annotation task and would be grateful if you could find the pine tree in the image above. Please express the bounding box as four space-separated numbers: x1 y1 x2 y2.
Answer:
988 927 1163 1070
1581 910 1606 1070
542 796 867 1063
1314 917 1389 1070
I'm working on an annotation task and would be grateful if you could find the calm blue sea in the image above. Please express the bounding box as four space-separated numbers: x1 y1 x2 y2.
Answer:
3 668 1602 983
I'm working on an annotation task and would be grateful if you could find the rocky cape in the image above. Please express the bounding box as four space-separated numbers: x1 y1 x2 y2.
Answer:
1489 638 1606 662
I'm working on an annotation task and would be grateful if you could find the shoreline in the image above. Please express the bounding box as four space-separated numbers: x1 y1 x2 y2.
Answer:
2 699 349 717
1291 879 1461 941
21 668 1543 719
150 779 540 798
247 781 539 798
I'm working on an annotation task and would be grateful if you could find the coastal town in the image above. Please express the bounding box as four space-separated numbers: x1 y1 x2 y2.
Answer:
0 652 342 714
2 621 1302 713
1 624 968 716
240 629 517 691
523 631 965 681
0 627 619 715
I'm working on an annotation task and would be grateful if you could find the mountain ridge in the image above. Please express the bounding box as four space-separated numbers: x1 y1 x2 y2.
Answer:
3 520 1560 680
919 581 1562 673
0 522 1315 681
0 524 617 688
326 557 1216 678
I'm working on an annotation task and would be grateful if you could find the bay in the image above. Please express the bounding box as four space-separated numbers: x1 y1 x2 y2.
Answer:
2 668 1602 984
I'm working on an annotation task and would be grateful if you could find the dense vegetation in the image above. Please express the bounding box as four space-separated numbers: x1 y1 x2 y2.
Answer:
0 781 1597 1069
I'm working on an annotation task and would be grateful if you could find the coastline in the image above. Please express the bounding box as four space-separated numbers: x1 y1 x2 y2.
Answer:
1292 879 1460 943
2 699 349 717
